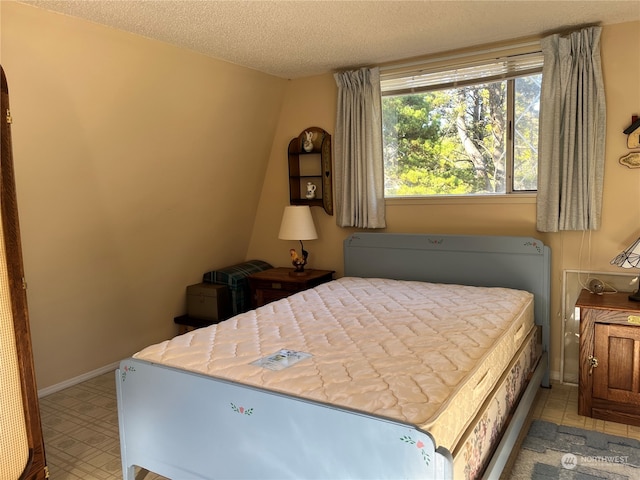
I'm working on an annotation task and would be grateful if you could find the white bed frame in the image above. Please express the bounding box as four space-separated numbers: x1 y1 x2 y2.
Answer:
116 233 550 479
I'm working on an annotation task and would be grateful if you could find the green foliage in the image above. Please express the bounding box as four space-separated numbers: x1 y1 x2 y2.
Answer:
513 75 541 191
383 74 540 196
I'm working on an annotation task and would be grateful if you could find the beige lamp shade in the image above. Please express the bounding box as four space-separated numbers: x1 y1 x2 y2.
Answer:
278 206 318 241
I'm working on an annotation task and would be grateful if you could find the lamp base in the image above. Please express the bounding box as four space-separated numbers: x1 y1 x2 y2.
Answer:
629 290 640 302
289 269 310 277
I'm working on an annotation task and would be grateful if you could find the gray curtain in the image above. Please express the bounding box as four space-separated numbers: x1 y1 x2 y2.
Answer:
334 67 386 228
536 26 606 232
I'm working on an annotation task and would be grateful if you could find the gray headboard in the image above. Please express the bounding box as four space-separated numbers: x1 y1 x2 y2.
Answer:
343 232 551 386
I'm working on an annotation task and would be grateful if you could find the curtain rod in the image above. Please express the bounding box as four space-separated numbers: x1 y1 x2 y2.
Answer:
379 40 541 72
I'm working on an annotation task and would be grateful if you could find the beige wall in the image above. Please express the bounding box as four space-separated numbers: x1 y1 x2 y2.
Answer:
1 2 286 388
247 20 640 382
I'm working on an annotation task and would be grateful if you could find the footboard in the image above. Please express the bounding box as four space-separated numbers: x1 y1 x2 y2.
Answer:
116 359 453 479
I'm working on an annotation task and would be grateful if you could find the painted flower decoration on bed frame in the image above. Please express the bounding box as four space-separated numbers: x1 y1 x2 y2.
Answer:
524 241 542 253
230 403 253 416
400 435 430 465
120 365 136 382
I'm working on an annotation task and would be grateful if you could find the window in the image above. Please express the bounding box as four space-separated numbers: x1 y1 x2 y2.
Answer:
381 51 542 197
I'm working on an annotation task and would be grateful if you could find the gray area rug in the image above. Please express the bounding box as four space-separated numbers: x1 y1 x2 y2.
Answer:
507 420 640 479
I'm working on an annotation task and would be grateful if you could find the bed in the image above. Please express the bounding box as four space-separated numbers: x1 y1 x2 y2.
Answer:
116 232 550 479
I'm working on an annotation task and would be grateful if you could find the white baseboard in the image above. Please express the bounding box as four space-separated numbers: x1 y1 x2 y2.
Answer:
38 361 120 398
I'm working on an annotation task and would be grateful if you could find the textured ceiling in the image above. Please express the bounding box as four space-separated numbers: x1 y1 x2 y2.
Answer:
17 1 640 79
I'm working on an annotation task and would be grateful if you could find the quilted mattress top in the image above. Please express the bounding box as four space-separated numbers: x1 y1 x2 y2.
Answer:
134 277 533 450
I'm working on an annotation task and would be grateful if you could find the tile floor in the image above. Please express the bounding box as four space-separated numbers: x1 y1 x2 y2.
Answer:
530 381 640 441
39 373 640 479
39 371 166 480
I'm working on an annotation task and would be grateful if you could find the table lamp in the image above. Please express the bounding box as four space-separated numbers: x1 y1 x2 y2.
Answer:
278 206 318 274
610 236 640 301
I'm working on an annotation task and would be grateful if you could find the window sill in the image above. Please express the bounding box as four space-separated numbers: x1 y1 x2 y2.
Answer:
384 193 536 206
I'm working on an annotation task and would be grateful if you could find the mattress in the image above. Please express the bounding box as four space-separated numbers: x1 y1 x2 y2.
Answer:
135 277 534 451
453 326 541 479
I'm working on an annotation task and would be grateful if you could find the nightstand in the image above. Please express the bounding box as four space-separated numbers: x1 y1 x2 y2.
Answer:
576 289 640 426
248 267 334 308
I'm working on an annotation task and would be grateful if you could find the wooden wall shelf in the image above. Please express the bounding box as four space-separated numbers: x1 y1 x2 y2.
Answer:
287 127 333 215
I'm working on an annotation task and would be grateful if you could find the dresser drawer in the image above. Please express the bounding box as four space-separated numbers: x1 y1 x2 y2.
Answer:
584 307 640 327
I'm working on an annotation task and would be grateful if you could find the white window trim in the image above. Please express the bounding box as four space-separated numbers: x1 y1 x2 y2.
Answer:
380 39 542 200
381 51 543 96
384 193 536 206
380 39 542 77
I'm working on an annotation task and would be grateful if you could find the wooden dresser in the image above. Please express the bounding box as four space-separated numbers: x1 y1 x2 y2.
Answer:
576 289 640 426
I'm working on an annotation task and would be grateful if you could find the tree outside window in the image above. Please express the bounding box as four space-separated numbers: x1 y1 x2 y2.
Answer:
382 74 540 197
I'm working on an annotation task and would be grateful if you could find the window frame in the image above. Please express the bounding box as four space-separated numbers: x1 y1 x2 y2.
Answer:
380 43 543 199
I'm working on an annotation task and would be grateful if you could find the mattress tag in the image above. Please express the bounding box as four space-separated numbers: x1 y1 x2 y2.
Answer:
628 315 640 325
251 349 312 371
